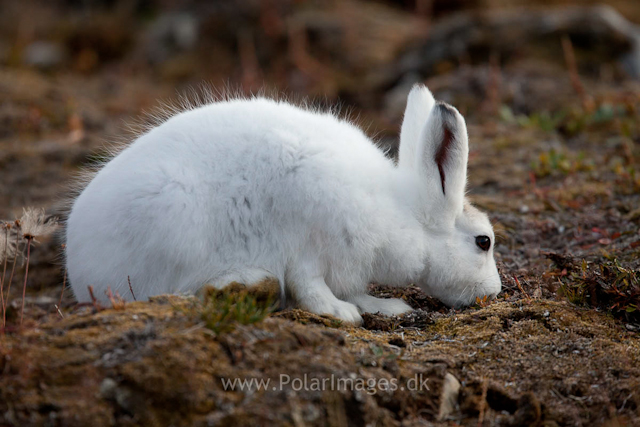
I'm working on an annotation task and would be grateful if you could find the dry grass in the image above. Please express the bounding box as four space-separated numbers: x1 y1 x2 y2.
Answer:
1 209 58 328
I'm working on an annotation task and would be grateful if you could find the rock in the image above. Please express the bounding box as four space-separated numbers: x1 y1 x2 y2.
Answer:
386 5 640 86
144 13 199 64
0 41 9 64
437 372 461 420
23 41 66 68
388 337 406 348
23 295 57 307
512 392 542 426
99 378 118 400
99 377 136 416
381 73 421 121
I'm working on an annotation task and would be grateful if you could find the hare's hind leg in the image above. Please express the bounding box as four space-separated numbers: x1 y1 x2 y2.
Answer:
286 261 362 325
348 294 413 316
209 268 277 289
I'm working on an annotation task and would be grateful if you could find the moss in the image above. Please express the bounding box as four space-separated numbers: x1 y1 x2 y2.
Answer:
196 281 278 334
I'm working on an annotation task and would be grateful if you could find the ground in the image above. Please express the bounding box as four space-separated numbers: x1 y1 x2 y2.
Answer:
0 1 639 426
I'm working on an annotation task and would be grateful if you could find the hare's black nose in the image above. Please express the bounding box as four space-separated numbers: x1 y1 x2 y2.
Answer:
475 235 491 251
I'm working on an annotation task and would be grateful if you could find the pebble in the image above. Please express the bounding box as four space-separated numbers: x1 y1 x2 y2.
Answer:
145 12 199 63
23 41 66 68
437 373 461 420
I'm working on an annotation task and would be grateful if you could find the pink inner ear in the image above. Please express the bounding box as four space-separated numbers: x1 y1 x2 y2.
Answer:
434 127 453 195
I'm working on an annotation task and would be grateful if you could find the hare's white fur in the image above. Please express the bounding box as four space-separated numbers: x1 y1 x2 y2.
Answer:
66 85 501 324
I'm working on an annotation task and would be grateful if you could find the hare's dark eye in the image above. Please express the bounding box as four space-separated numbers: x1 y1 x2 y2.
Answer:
475 235 491 251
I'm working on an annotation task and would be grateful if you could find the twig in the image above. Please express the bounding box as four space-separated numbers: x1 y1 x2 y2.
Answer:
288 20 330 83
619 392 633 412
106 286 125 310
4 222 20 327
529 171 537 191
58 268 67 309
0 225 8 326
478 379 488 426
20 236 32 325
416 0 433 19
482 51 502 115
128 275 137 301
87 285 101 311
561 35 594 111
237 29 261 93
513 275 531 302
259 0 284 38
55 243 67 319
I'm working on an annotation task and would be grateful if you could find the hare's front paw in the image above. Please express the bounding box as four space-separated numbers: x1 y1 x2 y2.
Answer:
288 274 363 325
313 299 363 325
349 294 413 316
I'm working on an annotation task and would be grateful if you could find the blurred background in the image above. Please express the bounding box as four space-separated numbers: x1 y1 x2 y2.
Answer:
0 0 639 299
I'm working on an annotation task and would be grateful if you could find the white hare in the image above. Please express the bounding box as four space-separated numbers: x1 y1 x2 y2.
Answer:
65 85 501 324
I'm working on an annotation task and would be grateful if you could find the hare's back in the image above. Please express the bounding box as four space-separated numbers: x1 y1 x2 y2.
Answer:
72 97 395 236
125 97 394 198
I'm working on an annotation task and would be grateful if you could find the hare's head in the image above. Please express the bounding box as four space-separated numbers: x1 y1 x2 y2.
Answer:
399 84 501 307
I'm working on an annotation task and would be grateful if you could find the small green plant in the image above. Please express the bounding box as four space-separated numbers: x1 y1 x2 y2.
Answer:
474 295 491 308
527 111 567 132
499 106 566 131
549 254 640 322
198 286 276 334
558 281 587 306
500 103 634 136
530 148 593 178
613 164 640 194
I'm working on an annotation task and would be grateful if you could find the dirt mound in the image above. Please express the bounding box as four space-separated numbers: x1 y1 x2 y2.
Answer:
1 292 637 426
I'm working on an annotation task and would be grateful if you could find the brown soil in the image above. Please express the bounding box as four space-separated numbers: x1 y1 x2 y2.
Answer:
1 291 637 426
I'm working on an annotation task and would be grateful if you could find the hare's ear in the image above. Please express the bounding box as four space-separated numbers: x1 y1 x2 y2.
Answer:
399 84 435 170
418 102 469 212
